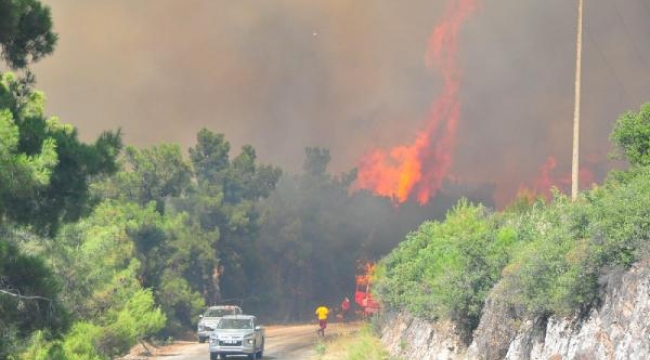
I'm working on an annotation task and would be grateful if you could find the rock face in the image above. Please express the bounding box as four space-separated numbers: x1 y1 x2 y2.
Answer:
381 313 467 360
380 262 650 360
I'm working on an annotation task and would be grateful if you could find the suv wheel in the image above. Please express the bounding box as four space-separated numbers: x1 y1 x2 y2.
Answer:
248 342 257 359
256 340 264 358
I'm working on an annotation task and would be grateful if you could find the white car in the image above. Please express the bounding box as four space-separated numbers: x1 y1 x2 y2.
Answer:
209 315 265 360
197 305 243 343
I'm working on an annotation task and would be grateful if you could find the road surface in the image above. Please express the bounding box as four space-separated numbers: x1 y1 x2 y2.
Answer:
124 322 361 360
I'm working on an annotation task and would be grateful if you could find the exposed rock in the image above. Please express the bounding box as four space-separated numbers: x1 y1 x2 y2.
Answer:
466 291 523 360
381 312 467 359
380 261 650 360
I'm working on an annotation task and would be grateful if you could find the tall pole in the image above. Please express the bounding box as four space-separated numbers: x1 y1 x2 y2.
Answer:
572 0 584 201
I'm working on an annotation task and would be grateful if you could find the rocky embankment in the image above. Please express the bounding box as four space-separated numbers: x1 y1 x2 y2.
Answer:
380 261 650 360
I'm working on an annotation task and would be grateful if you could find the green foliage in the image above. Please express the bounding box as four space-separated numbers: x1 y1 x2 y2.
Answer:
0 0 57 68
0 68 119 357
312 325 390 360
49 200 205 341
155 270 205 335
0 72 122 235
0 237 69 359
101 289 165 357
375 200 511 334
20 331 65 360
0 107 57 201
181 128 281 307
583 169 650 268
88 129 282 335
61 322 104 360
376 119 650 334
189 128 230 184
610 102 650 167
495 173 650 318
0 73 58 225
120 144 192 213
314 340 326 357
18 201 173 358
343 326 390 360
376 172 650 330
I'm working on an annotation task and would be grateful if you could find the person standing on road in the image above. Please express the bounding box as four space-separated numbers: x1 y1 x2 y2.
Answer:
315 304 329 336
340 297 351 323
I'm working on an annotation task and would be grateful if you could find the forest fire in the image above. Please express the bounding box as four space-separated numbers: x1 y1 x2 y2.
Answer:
356 0 477 205
515 156 596 204
355 261 380 317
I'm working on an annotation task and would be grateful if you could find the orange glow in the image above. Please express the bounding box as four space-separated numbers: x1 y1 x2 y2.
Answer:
356 0 477 205
355 260 380 314
516 156 596 203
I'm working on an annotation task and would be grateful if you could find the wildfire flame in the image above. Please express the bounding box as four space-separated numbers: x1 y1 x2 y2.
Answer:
357 0 477 204
517 155 596 203
355 261 376 287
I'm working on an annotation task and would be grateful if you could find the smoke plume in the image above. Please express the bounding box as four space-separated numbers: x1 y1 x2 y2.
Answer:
33 0 650 207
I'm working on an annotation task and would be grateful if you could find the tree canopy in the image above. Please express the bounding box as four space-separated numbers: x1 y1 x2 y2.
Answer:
611 102 650 167
0 72 122 235
0 0 57 69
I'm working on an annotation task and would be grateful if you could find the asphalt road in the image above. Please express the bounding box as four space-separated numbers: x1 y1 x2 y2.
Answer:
135 323 348 360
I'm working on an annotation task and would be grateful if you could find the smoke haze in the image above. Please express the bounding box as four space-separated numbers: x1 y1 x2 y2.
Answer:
33 0 650 206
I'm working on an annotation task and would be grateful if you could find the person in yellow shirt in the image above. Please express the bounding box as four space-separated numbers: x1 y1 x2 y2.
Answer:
314 304 329 336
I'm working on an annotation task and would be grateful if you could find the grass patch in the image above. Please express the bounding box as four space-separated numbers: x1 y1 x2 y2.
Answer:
313 324 391 360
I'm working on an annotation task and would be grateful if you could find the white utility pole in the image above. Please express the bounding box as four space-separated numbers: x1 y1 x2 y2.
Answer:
572 0 584 201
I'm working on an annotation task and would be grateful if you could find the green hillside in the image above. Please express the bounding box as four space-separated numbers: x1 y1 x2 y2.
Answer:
374 102 650 340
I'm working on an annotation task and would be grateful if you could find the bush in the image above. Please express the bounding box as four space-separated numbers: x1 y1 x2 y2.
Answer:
58 289 165 360
21 331 66 360
376 165 650 332
343 326 389 360
62 322 103 360
375 200 515 335
610 102 650 167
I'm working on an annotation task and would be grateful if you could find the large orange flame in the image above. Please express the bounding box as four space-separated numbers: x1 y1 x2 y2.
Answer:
357 0 477 204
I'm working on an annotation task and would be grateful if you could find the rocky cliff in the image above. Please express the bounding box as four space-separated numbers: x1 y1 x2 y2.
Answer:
380 261 650 360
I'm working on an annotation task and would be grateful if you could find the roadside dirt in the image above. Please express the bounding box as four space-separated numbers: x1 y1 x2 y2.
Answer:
120 321 363 360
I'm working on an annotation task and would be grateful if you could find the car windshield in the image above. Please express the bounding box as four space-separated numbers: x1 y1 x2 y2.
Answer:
217 318 253 330
205 308 235 317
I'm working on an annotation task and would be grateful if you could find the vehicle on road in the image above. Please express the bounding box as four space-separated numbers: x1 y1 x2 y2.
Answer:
197 305 243 343
209 314 265 360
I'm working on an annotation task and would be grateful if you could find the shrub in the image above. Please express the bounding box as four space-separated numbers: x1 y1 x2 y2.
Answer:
375 199 515 335
376 167 650 331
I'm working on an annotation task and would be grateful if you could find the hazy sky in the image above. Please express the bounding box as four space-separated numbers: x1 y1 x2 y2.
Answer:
32 0 650 206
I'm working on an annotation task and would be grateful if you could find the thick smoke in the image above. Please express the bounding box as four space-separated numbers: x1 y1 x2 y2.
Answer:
34 0 650 206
